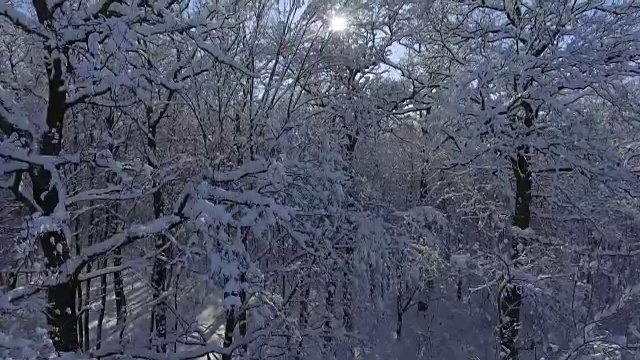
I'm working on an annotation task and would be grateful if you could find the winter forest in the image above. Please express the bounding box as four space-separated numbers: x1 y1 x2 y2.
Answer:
1 0 640 359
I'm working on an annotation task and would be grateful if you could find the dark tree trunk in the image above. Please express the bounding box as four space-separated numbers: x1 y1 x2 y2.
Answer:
113 246 127 338
395 262 404 341
38 220 77 353
104 111 127 342
76 279 83 350
222 291 236 360
342 246 353 333
74 221 85 351
297 285 310 359
238 231 249 355
35 186 77 353
95 259 108 350
239 280 247 354
30 0 77 352
396 296 403 340
45 266 79 353
173 270 180 353
151 231 170 353
147 111 171 352
324 275 335 347
222 230 250 360
94 210 114 351
82 208 95 351
8 269 17 290
82 263 91 351
499 101 534 360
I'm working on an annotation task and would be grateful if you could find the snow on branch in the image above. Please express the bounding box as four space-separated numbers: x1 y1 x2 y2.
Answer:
0 3 48 39
5 213 185 294
212 159 269 182
0 141 75 168
189 33 259 78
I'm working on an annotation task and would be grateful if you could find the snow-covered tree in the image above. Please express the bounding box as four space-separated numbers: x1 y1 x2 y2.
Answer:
1 1 640 359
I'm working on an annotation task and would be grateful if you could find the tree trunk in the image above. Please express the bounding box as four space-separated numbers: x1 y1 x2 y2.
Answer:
324 275 335 348
104 111 127 342
74 221 86 351
83 210 95 351
113 246 127 339
30 0 77 352
499 102 534 360
173 270 180 353
239 280 247 354
39 222 77 353
35 177 77 353
396 295 403 340
45 264 79 353
342 246 353 333
151 232 170 353
395 262 404 341
95 259 108 350
76 278 83 350
222 292 236 360
297 285 310 359
147 111 171 352
83 262 91 351
221 232 249 359
238 231 249 355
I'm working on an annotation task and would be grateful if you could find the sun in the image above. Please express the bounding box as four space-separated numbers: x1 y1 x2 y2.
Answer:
329 16 348 32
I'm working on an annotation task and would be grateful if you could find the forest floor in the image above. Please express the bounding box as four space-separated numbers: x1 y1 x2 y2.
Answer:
82 266 227 358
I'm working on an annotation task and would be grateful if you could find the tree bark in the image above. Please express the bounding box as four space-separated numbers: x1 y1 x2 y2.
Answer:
150 186 170 353
396 294 403 340
499 101 534 360
324 275 335 347
151 233 170 353
297 284 310 359
342 245 353 333
39 230 77 352
82 207 95 351
95 258 108 350
239 279 247 354
29 0 78 352
113 246 127 338
83 255 92 351
104 109 128 342
173 270 180 353
146 105 172 352
222 291 236 360
238 231 249 355
74 221 85 351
